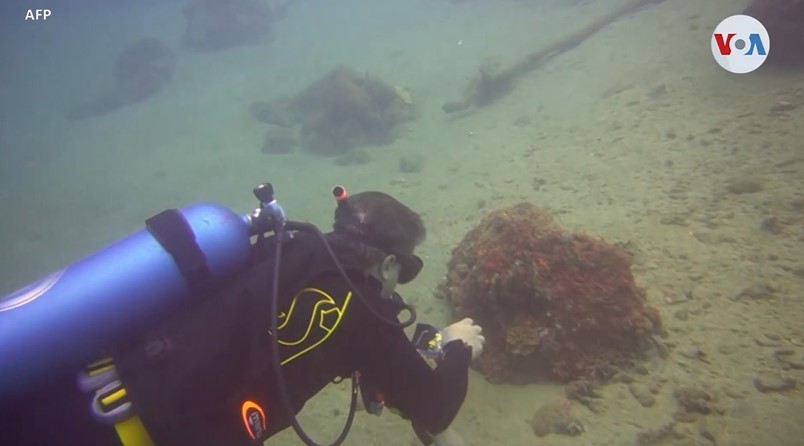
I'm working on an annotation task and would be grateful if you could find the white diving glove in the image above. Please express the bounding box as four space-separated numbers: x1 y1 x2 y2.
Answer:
441 318 485 360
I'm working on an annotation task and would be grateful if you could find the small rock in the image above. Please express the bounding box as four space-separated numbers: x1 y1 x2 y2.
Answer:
585 399 607 414
636 422 685 446
754 338 782 347
754 335 783 347
774 349 804 370
532 177 546 191
564 380 602 400
398 153 425 173
730 282 776 301
660 215 688 226
759 216 783 234
629 383 656 407
556 420 585 436
529 399 582 438
529 405 557 437
725 178 764 194
674 387 719 416
717 234 737 244
680 347 710 363
754 373 797 392
664 288 692 305
770 101 797 114
611 371 635 384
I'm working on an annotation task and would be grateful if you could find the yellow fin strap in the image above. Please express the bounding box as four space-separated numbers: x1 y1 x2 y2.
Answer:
114 415 155 446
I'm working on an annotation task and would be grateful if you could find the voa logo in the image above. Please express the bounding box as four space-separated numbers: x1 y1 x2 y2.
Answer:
711 15 770 74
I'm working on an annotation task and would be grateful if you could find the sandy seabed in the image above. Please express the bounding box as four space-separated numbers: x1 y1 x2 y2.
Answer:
0 0 801 445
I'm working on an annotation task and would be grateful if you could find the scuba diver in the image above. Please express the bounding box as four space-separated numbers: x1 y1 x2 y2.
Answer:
1 186 485 446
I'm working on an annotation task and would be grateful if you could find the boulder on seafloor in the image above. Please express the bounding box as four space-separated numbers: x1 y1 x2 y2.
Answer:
249 67 417 157
439 203 662 383
68 38 176 119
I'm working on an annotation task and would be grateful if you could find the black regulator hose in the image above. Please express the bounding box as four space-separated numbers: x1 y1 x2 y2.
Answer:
270 225 357 446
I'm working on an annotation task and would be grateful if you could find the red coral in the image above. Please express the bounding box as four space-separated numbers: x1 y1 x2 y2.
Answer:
441 203 661 383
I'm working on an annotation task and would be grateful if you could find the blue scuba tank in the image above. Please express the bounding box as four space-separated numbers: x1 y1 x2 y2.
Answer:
0 203 253 401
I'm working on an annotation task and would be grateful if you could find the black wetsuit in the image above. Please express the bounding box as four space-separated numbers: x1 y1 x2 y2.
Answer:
2 231 470 446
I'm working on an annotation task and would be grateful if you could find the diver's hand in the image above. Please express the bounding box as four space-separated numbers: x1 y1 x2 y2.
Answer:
431 427 466 446
441 318 485 360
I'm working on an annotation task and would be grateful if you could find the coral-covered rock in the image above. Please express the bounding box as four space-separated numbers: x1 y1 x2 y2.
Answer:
441 203 661 383
69 38 176 119
744 0 804 68
249 67 417 156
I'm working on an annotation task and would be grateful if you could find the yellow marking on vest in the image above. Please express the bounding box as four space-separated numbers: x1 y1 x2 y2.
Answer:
272 287 352 365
